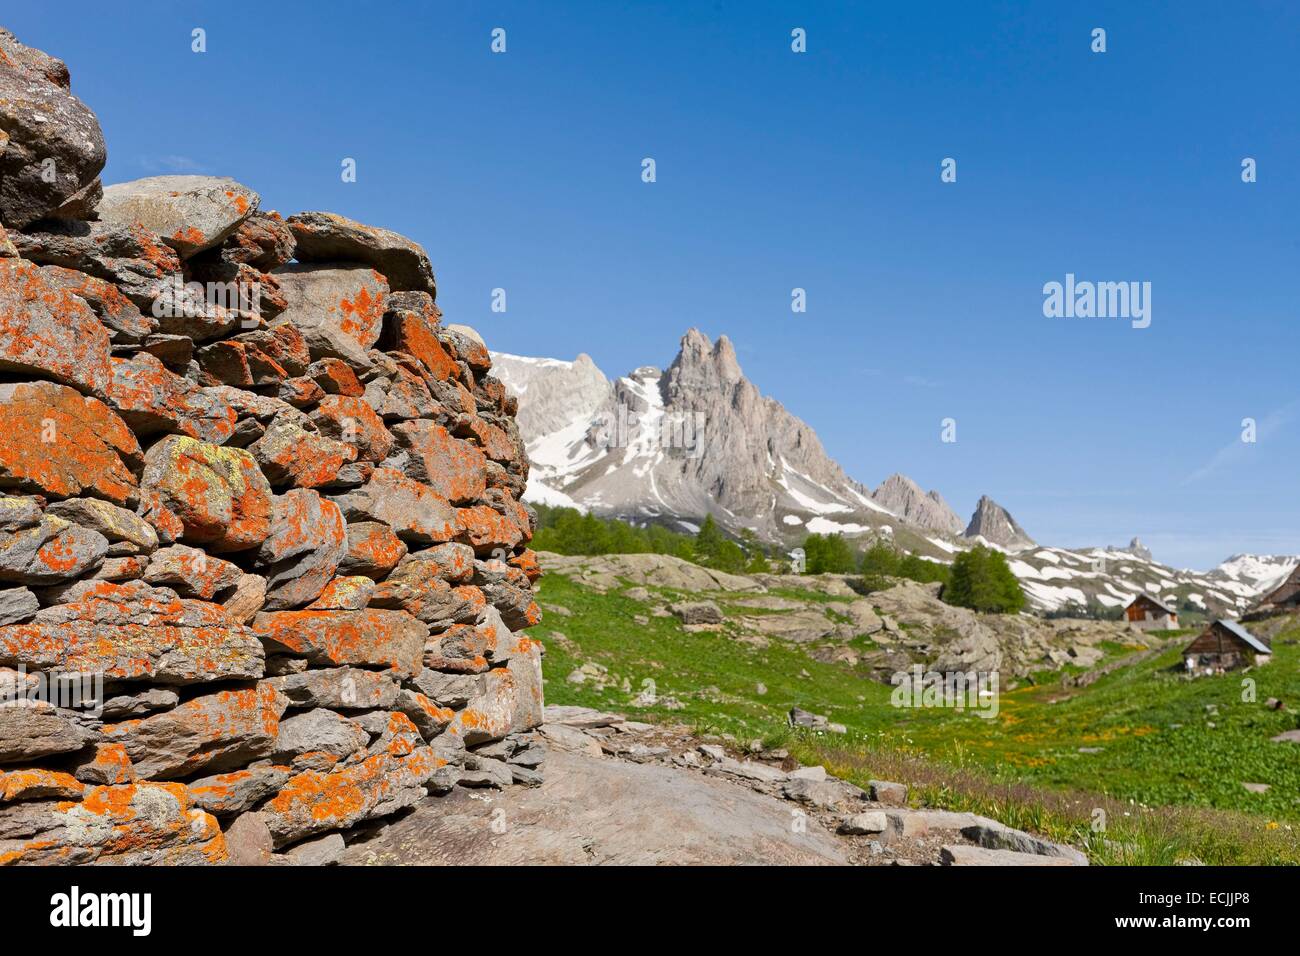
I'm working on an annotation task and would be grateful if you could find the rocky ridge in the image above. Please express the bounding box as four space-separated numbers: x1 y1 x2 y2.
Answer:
493 339 1291 619
0 28 544 865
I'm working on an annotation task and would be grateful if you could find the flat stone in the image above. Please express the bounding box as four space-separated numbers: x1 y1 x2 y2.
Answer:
0 702 96 764
105 681 287 780
283 831 346 866
45 497 158 553
0 580 264 685
266 667 399 711
940 844 1085 866
0 586 38 625
144 544 243 599
287 211 435 296
0 781 226 865
254 608 426 678
273 708 369 762
332 467 457 545
187 765 292 816
0 514 107 584
96 175 259 258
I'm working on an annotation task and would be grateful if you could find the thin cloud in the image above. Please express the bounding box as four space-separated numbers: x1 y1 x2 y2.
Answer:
137 154 209 174
1182 400 1298 485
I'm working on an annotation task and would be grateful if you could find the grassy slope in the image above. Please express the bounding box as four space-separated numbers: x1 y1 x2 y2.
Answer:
536 572 1300 864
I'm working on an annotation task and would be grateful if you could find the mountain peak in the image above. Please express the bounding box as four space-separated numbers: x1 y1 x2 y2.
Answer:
871 473 963 534
964 495 1035 551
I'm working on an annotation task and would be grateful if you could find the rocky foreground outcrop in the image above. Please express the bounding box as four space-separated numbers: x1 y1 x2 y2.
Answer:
0 28 543 865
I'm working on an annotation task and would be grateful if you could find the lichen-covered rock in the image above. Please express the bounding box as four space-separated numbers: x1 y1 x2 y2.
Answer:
200 210 296 270
390 420 486 503
260 746 442 847
0 781 227 865
96 176 259 258
311 394 394 463
332 467 456 545
105 352 238 443
0 381 142 506
272 263 388 368
266 666 399 711
0 767 85 802
186 764 291 816
144 544 243 599
37 265 153 343
141 435 272 552
0 28 544 864
337 521 406 578
256 489 346 609
446 640 544 746
45 497 159 554
288 211 435 296
371 563 482 627
0 32 106 228
0 513 107 584
0 580 264 684
0 258 112 396
103 681 287 780
9 219 180 308
254 608 426 678
250 413 356 489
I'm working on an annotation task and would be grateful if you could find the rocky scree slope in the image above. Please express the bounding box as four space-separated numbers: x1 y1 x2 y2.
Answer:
0 28 545 865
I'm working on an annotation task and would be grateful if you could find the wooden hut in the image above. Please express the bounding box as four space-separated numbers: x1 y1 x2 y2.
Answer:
1124 593 1178 631
1182 620 1271 674
1244 565 1300 620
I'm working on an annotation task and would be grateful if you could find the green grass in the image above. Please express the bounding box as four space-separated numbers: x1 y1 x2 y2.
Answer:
536 572 1300 864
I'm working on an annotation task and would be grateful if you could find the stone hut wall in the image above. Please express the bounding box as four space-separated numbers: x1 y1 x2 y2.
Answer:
0 27 544 865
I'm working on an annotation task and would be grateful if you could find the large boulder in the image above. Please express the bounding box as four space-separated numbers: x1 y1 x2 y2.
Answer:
0 381 142 505
95 176 259 258
0 258 112 396
0 29 106 227
141 435 272 552
287 211 435 296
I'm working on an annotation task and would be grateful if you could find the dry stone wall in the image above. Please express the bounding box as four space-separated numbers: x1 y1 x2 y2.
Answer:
0 27 544 865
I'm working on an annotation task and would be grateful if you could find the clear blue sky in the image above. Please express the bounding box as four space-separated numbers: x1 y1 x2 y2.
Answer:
10 1 1298 569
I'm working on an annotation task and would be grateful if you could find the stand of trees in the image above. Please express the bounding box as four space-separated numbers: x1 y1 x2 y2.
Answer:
943 545 1026 613
531 507 773 574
